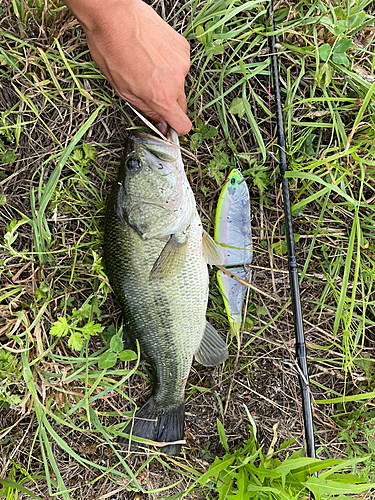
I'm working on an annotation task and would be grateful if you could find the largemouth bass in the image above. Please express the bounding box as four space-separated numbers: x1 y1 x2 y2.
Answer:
104 128 228 455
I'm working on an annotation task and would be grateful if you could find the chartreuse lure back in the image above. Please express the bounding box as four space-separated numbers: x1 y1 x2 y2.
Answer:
214 169 252 335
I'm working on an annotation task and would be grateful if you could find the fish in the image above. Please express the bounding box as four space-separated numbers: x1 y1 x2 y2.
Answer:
104 128 228 455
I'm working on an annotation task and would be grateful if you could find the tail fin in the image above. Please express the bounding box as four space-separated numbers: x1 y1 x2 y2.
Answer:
118 397 185 456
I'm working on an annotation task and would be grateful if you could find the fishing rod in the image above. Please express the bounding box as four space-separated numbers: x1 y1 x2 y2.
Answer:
268 2 316 460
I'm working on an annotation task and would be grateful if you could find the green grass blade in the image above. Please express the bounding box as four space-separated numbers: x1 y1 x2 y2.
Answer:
0 480 44 500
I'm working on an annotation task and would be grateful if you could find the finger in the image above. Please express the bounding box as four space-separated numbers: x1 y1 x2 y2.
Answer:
155 120 168 136
123 94 169 135
123 93 166 126
177 93 188 114
161 101 192 136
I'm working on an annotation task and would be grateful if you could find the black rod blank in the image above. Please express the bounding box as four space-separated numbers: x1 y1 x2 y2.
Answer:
268 2 316 460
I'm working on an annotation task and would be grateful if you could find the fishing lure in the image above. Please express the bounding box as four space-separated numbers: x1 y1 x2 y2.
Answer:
214 169 252 335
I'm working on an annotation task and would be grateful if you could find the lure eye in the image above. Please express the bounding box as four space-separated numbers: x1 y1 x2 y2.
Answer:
126 157 141 172
231 177 236 185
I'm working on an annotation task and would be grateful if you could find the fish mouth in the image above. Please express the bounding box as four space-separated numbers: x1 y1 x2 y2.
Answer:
128 131 179 164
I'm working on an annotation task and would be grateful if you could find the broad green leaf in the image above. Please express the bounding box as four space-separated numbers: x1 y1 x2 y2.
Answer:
273 456 322 475
102 324 116 342
98 351 118 369
110 334 124 353
304 475 375 496
244 484 280 494
217 469 232 500
335 38 351 53
346 12 366 29
228 97 246 118
271 239 287 256
205 40 224 56
118 349 138 362
320 15 334 27
319 455 372 478
257 306 267 315
334 7 346 18
278 437 298 451
318 43 331 61
332 52 349 66
201 124 218 139
334 20 347 34
190 132 203 150
250 462 283 481
196 25 206 45
80 321 104 338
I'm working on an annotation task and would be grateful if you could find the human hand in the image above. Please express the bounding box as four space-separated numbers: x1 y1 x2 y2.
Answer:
64 0 192 136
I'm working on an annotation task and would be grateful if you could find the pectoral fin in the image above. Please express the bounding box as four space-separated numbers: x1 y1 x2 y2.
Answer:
202 230 224 265
195 321 228 367
149 234 188 280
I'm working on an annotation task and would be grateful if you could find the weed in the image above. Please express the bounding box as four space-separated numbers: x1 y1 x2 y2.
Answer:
98 325 137 369
0 350 22 408
176 419 375 499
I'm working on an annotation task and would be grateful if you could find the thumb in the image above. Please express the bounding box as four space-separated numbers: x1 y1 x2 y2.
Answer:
162 101 192 136
122 94 168 130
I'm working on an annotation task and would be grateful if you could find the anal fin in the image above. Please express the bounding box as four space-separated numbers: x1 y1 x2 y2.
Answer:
195 321 228 367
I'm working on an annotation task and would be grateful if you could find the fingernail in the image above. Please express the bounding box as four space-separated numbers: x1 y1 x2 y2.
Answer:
156 122 168 136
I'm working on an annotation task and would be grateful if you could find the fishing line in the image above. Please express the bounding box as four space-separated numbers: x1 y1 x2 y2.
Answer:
267 1 316 462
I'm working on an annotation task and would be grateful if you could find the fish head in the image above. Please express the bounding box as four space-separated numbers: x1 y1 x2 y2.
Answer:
117 129 195 239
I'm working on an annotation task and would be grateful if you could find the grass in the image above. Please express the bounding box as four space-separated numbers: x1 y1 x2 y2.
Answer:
1 0 375 498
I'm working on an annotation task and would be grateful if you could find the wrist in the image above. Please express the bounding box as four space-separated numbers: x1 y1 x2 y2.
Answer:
63 0 139 33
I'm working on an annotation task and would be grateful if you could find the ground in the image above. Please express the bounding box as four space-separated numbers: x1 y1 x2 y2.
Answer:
1 0 375 499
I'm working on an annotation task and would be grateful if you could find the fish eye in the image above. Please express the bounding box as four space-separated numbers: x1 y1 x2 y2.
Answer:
126 157 141 172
